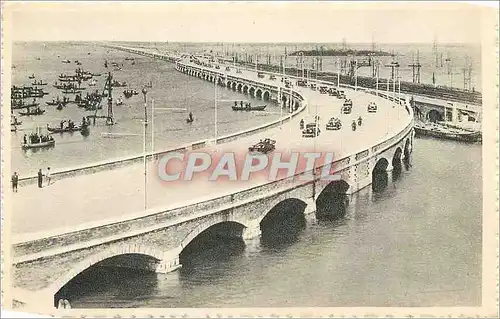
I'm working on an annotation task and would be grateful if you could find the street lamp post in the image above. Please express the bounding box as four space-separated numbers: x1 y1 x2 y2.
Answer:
141 88 148 212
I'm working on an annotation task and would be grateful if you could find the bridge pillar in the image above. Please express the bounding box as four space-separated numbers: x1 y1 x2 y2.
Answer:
242 220 261 242
155 249 182 274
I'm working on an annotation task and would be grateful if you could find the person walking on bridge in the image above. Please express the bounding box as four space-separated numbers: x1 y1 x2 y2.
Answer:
46 167 52 186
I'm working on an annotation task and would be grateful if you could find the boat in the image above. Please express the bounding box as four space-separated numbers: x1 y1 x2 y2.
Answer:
123 89 138 98
28 74 35 79
32 80 47 86
47 123 85 133
19 108 45 116
232 104 267 111
112 80 127 87
414 122 482 143
21 139 55 150
62 59 71 63
88 79 97 86
11 101 40 110
326 118 342 130
116 97 124 106
46 99 69 106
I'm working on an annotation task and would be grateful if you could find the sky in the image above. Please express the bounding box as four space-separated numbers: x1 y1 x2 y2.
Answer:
4 1 493 44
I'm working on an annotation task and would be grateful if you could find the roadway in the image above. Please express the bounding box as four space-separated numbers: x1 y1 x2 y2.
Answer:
11 59 411 242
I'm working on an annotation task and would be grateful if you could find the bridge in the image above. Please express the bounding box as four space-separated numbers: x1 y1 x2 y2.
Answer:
10 45 414 310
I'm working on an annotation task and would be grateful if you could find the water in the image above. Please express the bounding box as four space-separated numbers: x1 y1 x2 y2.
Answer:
124 41 482 92
59 137 482 307
11 42 280 176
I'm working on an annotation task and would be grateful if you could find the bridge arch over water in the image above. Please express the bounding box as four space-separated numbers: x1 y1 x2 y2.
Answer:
48 244 166 306
256 88 263 99
315 180 351 219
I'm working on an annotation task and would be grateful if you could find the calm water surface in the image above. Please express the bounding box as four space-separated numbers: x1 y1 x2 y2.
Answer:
60 137 482 307
11 42 280 175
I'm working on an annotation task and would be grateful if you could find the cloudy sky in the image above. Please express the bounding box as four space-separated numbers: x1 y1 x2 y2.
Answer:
5 1 492 44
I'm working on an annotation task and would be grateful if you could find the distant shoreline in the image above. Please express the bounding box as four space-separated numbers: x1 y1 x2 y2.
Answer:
289 49 392 57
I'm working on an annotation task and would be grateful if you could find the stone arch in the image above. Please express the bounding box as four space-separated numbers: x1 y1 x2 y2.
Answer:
403 138 412 169
231 82 237 90
315 180 350 219
263 90 270 101
243 85 249 94
226 80 233 89
237 83 243 92
427 109 443 122
256 88 263 99
392 147 403 180
47 244 165 301
258 198 308 243
249 86 256 97
180 217 249 253
372 157 390 192
294 100 300 111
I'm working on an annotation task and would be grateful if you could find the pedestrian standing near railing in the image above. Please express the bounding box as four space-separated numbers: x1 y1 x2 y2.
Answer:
46 167 52 186
37 169 43 188
11 172 18 193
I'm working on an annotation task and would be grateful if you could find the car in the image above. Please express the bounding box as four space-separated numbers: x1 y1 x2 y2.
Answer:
337 90 346 99
310 83 317 90
302 123 321 138
367 102 377 113
248 138 276 154
297 80 308 87
269 75 276 80
225 66 231 71
326 117 342 130
258 72 265 78
319 86 328 94
342 105 352 114
328 87 338 96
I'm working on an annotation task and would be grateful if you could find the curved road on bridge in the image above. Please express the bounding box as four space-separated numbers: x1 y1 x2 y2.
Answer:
12 56 411 242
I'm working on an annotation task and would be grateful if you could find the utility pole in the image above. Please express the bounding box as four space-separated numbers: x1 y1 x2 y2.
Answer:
408 50 421 84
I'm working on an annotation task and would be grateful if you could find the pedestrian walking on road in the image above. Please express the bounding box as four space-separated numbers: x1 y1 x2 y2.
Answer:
46 167 52 186
37 169 43 188
11 172 19 192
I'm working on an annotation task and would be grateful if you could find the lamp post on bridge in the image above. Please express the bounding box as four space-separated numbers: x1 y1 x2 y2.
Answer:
142 87 148 213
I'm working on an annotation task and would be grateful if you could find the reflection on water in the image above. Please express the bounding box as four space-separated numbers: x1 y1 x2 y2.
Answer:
57 137 482 308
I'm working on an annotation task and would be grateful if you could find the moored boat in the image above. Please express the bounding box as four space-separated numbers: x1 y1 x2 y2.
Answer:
19 107 45 116
46 123 84 133
21 139 55 150
232 104 267 111
414 122 482 143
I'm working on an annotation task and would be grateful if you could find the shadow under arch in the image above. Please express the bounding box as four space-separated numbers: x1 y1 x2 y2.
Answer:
372 157 389 193
392 147 403 182
179 221 246 266
52 252 161 308
403 138 412 170
259 198 307 247
315 180 350 220
427 109 443 122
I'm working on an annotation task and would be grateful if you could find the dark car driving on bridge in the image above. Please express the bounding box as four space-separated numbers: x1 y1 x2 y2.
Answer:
248 138 276 154
302 123 321 138
342 99 353 114
367 101 377 113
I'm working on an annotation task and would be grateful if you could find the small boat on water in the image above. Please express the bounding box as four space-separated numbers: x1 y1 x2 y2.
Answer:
232 104 267 111
112 80 127 87
47 123 85 133
28 74 35 79
19 107 45 116
32 80 47 86
88 79 97 86
116 97 124 106
414 121 482 143
62 59 71 63
123 89 138 98
11 101 40 110
22 139 55 150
